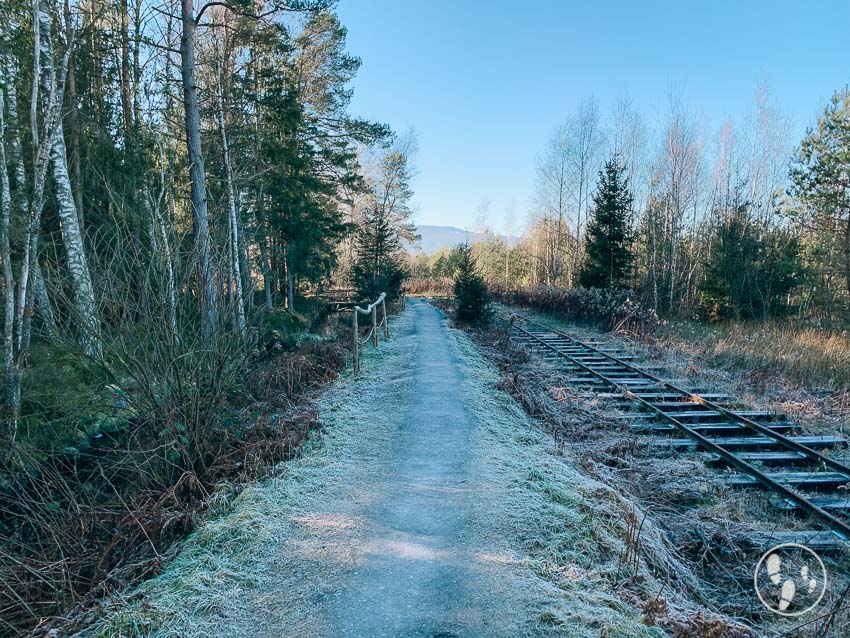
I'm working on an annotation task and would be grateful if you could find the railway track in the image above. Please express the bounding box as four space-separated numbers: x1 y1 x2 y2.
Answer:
508 314 850 548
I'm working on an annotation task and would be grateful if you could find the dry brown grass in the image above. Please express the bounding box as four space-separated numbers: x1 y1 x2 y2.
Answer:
658 320 850 391
404 277 453 296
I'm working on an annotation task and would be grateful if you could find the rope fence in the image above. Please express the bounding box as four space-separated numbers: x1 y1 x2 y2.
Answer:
352 292 390 374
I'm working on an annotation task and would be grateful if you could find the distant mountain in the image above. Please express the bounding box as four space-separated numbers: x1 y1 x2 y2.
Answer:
405 225 521 255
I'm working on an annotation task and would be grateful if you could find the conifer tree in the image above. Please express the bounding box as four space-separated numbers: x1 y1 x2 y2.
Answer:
789 87 850 307
453 243 491 326
700 200 801 320
580 156 634 289
353 206 407 301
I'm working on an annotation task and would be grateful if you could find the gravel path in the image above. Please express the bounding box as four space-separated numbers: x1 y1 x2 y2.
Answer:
90 299 662 638
321 299 516 636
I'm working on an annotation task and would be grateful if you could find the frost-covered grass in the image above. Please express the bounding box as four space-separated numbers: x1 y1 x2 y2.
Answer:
446 328 754 636
83 315 416 638
85 302 740 638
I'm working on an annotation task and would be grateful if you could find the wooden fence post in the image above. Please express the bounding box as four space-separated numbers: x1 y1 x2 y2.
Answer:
504 314 516 355
353 309 360 374
371 304 378 347
382 298 390 339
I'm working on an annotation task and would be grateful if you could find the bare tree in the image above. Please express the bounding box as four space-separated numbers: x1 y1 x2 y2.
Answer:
656 90 701 310
503 200 516 288
567 98 604 283
145 135 179 337
745 84 791 223
535 123 571 284
610 97 648 213
213 18 246 332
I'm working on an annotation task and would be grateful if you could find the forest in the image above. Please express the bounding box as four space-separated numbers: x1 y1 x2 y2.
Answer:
0 0 414 633
412 88 850 326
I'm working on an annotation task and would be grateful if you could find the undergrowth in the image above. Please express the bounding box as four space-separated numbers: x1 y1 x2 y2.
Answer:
0 304 350 637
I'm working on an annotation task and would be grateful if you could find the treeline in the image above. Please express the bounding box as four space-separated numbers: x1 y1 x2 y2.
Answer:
0 0 416 453
412 88 850 323
0 0 413 631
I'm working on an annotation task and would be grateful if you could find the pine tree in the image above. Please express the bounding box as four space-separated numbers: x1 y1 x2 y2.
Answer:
453 243 491 326
700 200 801 320
353 205 407 301
579 156 634 289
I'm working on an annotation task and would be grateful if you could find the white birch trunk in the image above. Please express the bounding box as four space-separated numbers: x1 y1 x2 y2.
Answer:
180 0 219 347
145 138 178 336
215 53 245 332
0 87 18 451
50 132 102 358
38 0 101 358
2 11 73 456
145 184 178 336
32 265 55 334
2 51 57 336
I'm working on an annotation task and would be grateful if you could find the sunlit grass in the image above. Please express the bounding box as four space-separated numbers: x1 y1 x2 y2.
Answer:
660 320 850 390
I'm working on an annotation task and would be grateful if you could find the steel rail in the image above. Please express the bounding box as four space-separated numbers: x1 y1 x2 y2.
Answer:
537 319 850 480
510 320 850 540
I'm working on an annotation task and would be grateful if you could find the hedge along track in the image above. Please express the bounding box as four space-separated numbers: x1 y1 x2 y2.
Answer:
507 314 850 548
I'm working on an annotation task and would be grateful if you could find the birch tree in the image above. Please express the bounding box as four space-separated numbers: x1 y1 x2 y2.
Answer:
1 49 57 337
535 123 571 284
746 85 791 222
657 92 701 311
567 99 604 283
0 9 73 455
213 21 246 332
38 0 102 359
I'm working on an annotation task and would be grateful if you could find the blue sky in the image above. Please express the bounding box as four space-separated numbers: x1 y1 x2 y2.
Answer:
336 0 849 234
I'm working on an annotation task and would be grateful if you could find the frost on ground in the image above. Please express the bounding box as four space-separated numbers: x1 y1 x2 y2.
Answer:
85 300 729 638
491 305 850 637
